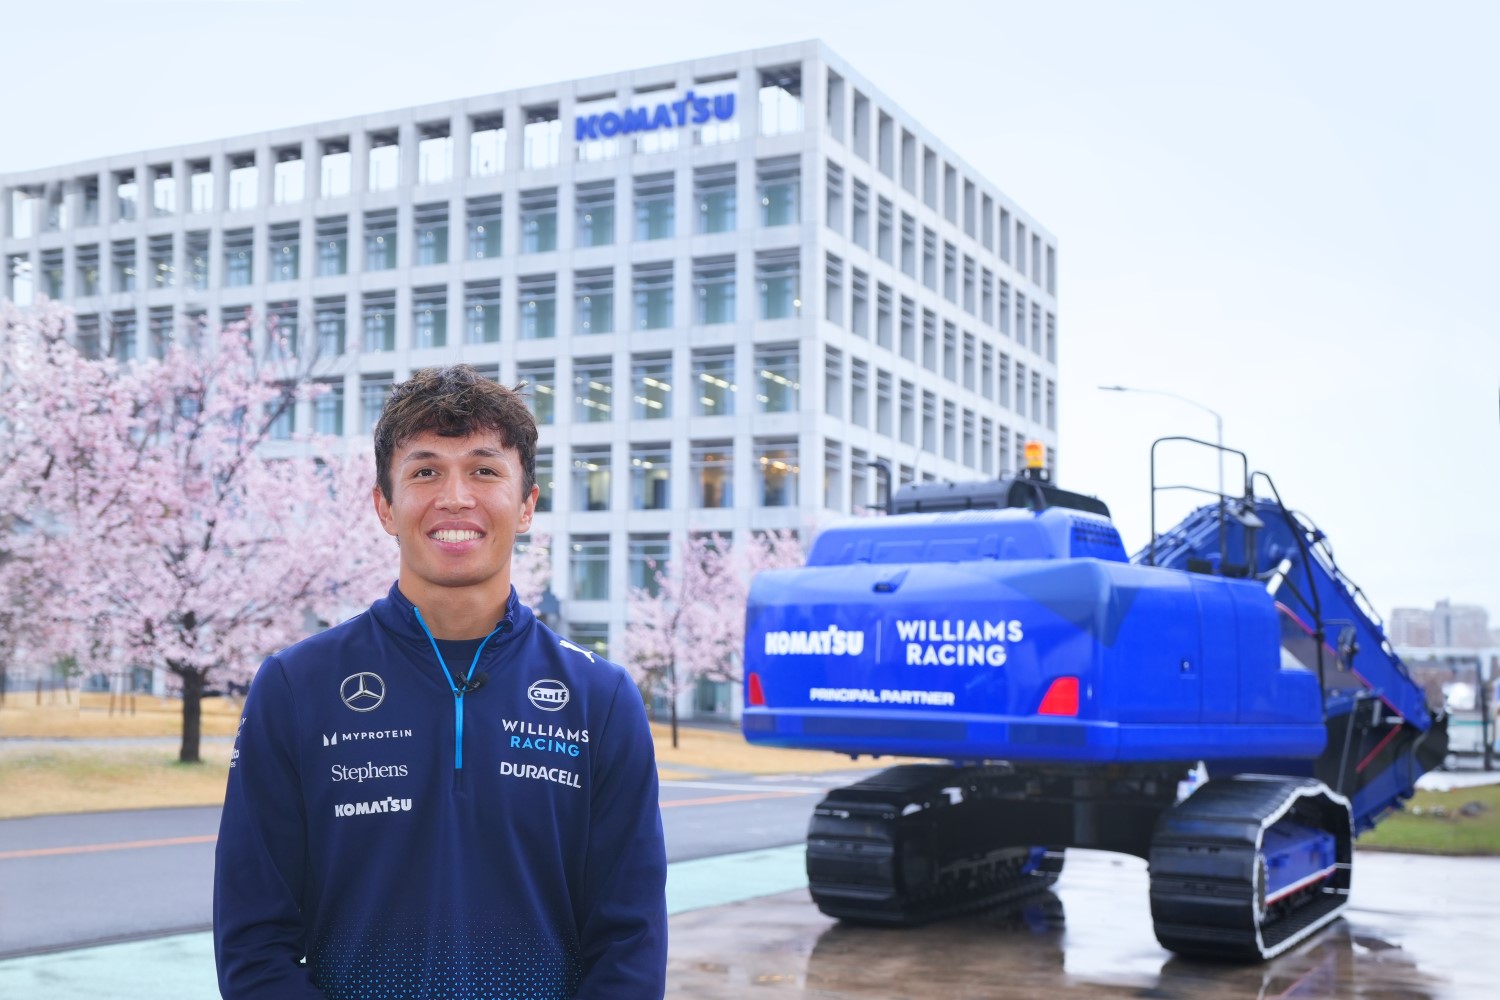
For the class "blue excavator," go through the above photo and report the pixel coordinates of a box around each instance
[741,438,1447,960]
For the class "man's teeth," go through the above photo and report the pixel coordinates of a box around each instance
[432,530,482,542]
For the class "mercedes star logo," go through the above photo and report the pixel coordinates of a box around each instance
[340,672,386,712]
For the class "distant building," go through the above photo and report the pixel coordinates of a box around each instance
[1390,600,1491,650]
[1389,607,1434,647]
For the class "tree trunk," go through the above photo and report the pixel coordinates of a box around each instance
[178,666,205,764]
[670,694,679,749]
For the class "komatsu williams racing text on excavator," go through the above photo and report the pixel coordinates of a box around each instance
[742,438,1447,961]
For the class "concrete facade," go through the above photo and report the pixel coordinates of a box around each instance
[1,41,1060,717]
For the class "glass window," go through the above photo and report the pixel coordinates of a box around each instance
[76,244,100,296]
[361,374,393,433]
[824,161,843,232]
[631,355,672,420]
[368,132,399,192]
[824,346,842,419]
[320,139,351,198]
[571,447,612,512]
[364,209,397,270]
[147,306,173,359]
[151,165,175,216]
[851,179,869,247]
[75,314,101,358]
[417,122,452,185]
[227,155,257,211]
[222,230,253,287]
[464,280,501,344]
[412,286,447,349]
[7,254,33,307]
[691,441,733,508]
[757,156,799,227]
[694,163,736,233]
[314,379,345,436]
[634,173,674,241]
[824,439,843,510]
[575,181,615,247]
[693,256,735,325]
[899,380,915,445]
[572,357,613,423]
[414,202,449,266]
[315,297,347,357]
[534,448,554,511]
[922,390,937,452]
[273,148,303,205]
[943,322,957,382]
[755,439,799,507]
[362,292,395,352]
[850,358,869,428]
[824,253,843,325]
[111,239,137,293]
[518,274,556,340]
[45,184,68,231]
[109,310,137,361]
[574,269,613,335]
[876,369,893,436]
[267,302,300,360]
[518,361,555,425]
[469,114,505,177]
[523,106,561,170]
[520,188,557,253]
[9,188,38,238]
[569,535,608,600]
[943,399,957,460]
[628,535,669,595]
[148,235,174,289]
[758,65,803,137]
[692,348,735,417]
[316,216,348,276]
[81,177,100,226]
[115,170,138,221]
[467,195,503,259]
[899,296,916,361]
[630,447,671,511]
[756,249,799,319]
[268,222,300,282]
[633,262,673,330]
[39,248,63,298]
[755,345,799,413]
[850,268,868,337]
[184,234,208,291]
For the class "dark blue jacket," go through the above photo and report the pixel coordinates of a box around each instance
[214,584,668,999]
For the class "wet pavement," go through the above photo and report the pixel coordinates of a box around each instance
[665,848,1500,999]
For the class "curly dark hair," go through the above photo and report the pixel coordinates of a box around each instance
[373,365,537,502]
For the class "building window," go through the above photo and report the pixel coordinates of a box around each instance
[962,332,976,391]
[220,230,252,287]
[634,173,674,241]
[412,286,447,349]
[875,369,893,436]
[899,296,916,361]
[569,536,608,601]
[517,361,555,425]
[633,262,673,330]
[467,195,503,259]
[943,399,957,460]
[1046,313,1057,363]
[755,345,799,413]
[757,156,799,227]
[756,249,800,319]
[850,358,869,428]
[147,306,172,359]
[102,311,133,362]
[115,169,138,221]
[573,95,621,163]
[417,122,452,185]
[184,234,208,291]
[1046,379,1057,431]
[922,227,938,290]
[963,256,976,314]
[693,256,735,325]
[523,106,561,170]
[943,322,957,382]
[148,235,174,289]
[318,138,351,198]
[572,357,613,423]
[575,181,615,247]
[851,91,869,159]
[631,355,672,420]
[534,448,553,511]
[824,346,843,420]
[268,222,300,282]
[267,382,296,441]
[692,348,735,417]
[850,268,869,337]
[693,76,740,146]
[151,165,175,216]
[824,439,843,510]
[464,280,501,344]
[877,196,893,263]
[316,216,348,276]
[81,177,100,226]
[571,447,612,511]
[921,310,937,371]
[921,390,937,453]
[469,114,505,177]
[876,283,893,349]
[111,239,137,293]
[272,147,303,205]
[691,441,733,508]
[314,379,345,436]
[8,254,35,307]
[694,163,736,233]
[851,179,869,248]
[364,209,397,270]
[825,161,843,233]
[75,314,101,358]
[315,297,347,357]
[878,111,894,176]
[899,381,915,446]
[518,274,557,340]
[824,253,843,325]
[362,292,395,352]
[414,203,449,266]
[39,248,63,298]
[629,535,669,595]
[981,269,994,325]
[574,269,613,335]
[520,188,557,253]
[851,446,870,514]
[1000,281,1012,337]
[368,131,399,191]
[630,446,671,511]
[981,343,994,400]
[44,184,67,232]
[8,188,37,238]
[267,302,299,360]
[227,155,257,211]
[756,439,799,507]
[759,65,803,137]
[999,353,1012,408]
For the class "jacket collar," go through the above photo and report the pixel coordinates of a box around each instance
[371,581,534,657]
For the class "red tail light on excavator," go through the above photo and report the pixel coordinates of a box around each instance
[1037,676,1079,717]
[747,672,766,707]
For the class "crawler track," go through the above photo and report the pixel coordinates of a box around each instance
[1149,775,1352,960]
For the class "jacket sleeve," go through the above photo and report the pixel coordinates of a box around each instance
[573,671,668,999]
[214,656,327,999]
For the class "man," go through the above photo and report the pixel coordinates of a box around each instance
[214,365,668,999]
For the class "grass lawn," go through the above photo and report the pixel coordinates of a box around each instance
[1358,783,1500,856]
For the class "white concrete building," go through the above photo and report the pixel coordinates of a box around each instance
[1,41,1060,718]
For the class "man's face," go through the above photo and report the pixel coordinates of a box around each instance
[373,430,538,597]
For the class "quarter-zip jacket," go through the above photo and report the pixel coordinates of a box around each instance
[214,584,668,1000]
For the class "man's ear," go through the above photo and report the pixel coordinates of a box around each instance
[518,484,539,534]
[373,485,399,538]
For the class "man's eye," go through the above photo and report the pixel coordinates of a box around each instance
[414,469,436,478]
[475,467,498,476]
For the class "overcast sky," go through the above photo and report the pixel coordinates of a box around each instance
[5,0,1496,623]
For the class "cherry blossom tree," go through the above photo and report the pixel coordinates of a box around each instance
[2,300,394,762]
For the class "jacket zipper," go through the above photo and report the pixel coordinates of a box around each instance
[413,607,510,772]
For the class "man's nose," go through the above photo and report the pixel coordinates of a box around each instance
[436,477,476,510]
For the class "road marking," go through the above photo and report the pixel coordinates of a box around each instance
[0,834,217,862]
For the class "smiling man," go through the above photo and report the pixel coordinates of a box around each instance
[214,365,668,1000]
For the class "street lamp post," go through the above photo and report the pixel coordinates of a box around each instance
[1099,385,1226,499]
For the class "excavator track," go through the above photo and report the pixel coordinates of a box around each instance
[1149,775,1352,961]
[807,764,1063,925]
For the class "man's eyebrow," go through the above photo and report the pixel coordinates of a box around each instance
[400,447,504,463]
